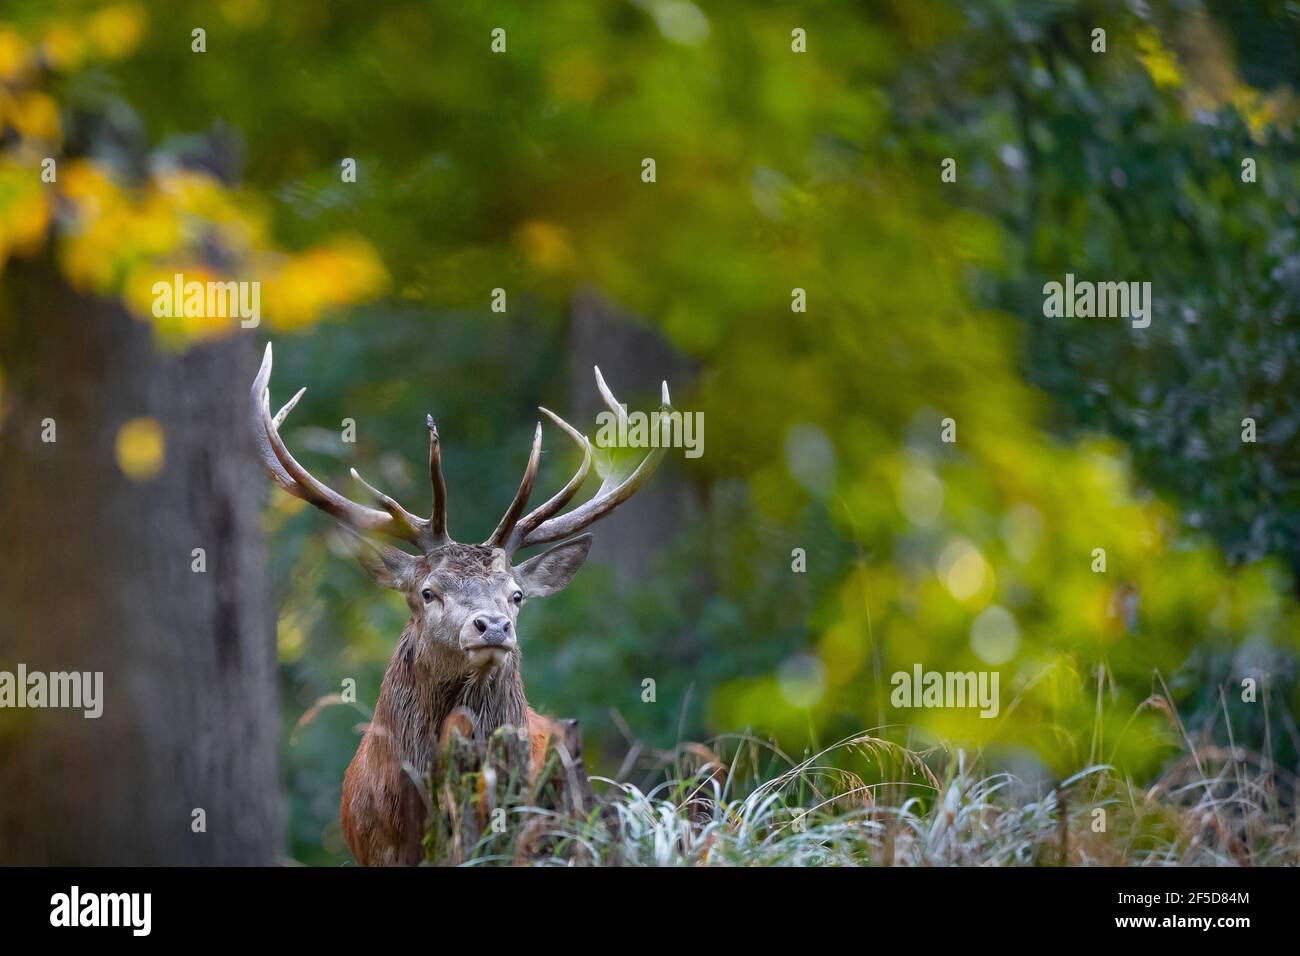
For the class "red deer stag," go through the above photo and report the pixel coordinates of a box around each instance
[251,344,670,865]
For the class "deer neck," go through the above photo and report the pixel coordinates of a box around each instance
[372,619,529,765]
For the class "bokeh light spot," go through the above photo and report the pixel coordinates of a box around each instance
[898,466,944,527]
[938,539,992,603]
[115,416,165,481]
[785,423,836,498]
[651,1,709,46]
[971,605,1020,664]
[777,654,826,709]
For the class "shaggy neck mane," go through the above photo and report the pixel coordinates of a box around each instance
[372,618,529,766]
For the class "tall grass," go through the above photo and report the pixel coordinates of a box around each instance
[461,701,1300,867]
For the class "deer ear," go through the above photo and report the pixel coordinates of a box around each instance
[515,535,593,598]
[340,530,415,590]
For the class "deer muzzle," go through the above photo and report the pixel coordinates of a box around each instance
[462,613,515,668]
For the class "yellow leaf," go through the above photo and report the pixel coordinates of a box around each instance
[516,220,576,273]
[86,4,148,60]
[10,91,61,143]
[40,22,86,73]
[0,29,32,82]
[115,417,166,482]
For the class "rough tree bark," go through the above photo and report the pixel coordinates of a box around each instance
[0,256,282,864]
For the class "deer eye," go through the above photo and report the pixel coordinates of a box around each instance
[511,590,523,606]
[421,588,435,604]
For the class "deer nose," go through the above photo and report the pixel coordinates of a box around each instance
[473,614,512,645]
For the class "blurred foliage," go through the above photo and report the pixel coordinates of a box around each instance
[0,3,387,342]
[895,0,1300,579]
[1,0,1297,866]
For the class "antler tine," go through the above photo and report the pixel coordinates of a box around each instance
[593,365,627,427]
[486,422,543,548]
[503,407,593,553]
[512,368,671,551]
[350,468,426,541]
[427,415,449,542]
[273,387,305,428]
[250,343,427,548]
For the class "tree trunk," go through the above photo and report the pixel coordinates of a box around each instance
[568,289,699,583]
[0,256,282,864]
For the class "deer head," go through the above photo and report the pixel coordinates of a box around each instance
[250,342,669,702]
[253,343,673,865]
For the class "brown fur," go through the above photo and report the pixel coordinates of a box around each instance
[339,543,569,866]
[252,351,649,866]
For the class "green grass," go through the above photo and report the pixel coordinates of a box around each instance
[458,723,1300,867]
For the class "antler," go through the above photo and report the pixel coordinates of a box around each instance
[488,367,670,554]
[253,345,666,556]
[251,343,449,551]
